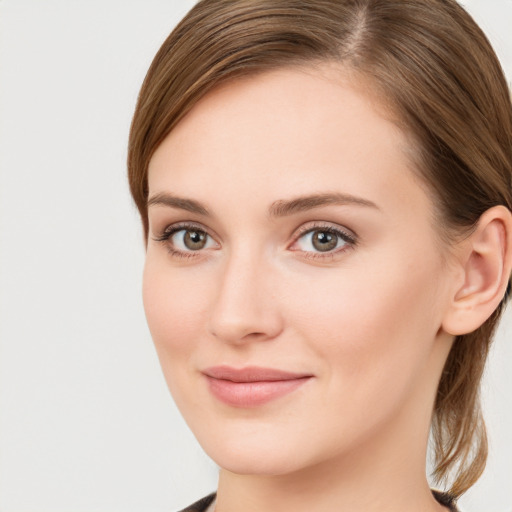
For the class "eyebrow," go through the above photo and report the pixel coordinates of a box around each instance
[146,192,378,218]
[268,192,379,217]
[147,192,210,216]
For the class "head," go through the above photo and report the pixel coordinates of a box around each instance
[128,0,512,497]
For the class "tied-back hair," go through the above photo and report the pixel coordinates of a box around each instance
[128,0,512,496]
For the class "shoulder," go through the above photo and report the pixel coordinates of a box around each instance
[178,492,216,512]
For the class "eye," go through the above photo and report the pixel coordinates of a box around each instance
[153,223,218,257]
[171,228,214,251]
[291,225,356,255]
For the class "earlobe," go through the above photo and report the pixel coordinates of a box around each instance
[442,206,512,336]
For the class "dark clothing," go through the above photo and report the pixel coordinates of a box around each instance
[180,493,216,512]
[179,490,460,511]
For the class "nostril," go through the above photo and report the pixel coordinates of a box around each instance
[207,260,284,344]
[208,310,283,345]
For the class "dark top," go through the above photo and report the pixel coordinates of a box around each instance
[179,490,460,511]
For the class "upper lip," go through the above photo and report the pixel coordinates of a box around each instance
[203,365,313,383]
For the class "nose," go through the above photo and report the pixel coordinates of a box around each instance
[207,248,283,345]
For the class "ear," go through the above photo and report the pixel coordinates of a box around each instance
[442,205,512,336]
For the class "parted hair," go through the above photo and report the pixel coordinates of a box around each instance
[128,0,512,497]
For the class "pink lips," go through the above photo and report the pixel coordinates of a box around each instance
[203,366,313,407]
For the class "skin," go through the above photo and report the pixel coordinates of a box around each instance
[143,66,463,512]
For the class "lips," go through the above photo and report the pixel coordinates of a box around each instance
[203,365,313,407]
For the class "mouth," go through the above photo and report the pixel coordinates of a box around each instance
[202,365,313,407]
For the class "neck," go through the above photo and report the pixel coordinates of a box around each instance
[214,385,448,512]
[215,440,445,512]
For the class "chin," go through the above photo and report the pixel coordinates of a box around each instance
[206,447,305,477]
[193,422,329,477]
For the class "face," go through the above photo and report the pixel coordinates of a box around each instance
[144,66,456,477]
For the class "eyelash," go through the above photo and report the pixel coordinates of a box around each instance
[152,222,357,261]
[152,222,213,260]
[291,223,357,260]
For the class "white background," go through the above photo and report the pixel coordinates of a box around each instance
[0,1,511,511]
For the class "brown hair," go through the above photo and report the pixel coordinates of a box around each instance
[128,0,512,497]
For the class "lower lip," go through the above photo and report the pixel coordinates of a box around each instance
[205,376,311,407]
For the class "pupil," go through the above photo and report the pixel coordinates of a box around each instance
[184,230,206,250]
[313,231,337,252]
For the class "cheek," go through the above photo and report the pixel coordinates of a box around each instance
[282,248,446,399]
[142,256,217,417]
[142,257,211,356]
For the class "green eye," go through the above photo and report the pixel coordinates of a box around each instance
[310,231,339,252]
[296,229,347,253]
[171,228,213,251]
[181,230,208,250]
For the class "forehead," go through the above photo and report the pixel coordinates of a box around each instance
[148,65,431,222]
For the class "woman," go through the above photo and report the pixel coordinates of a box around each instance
[128,1,512,511]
